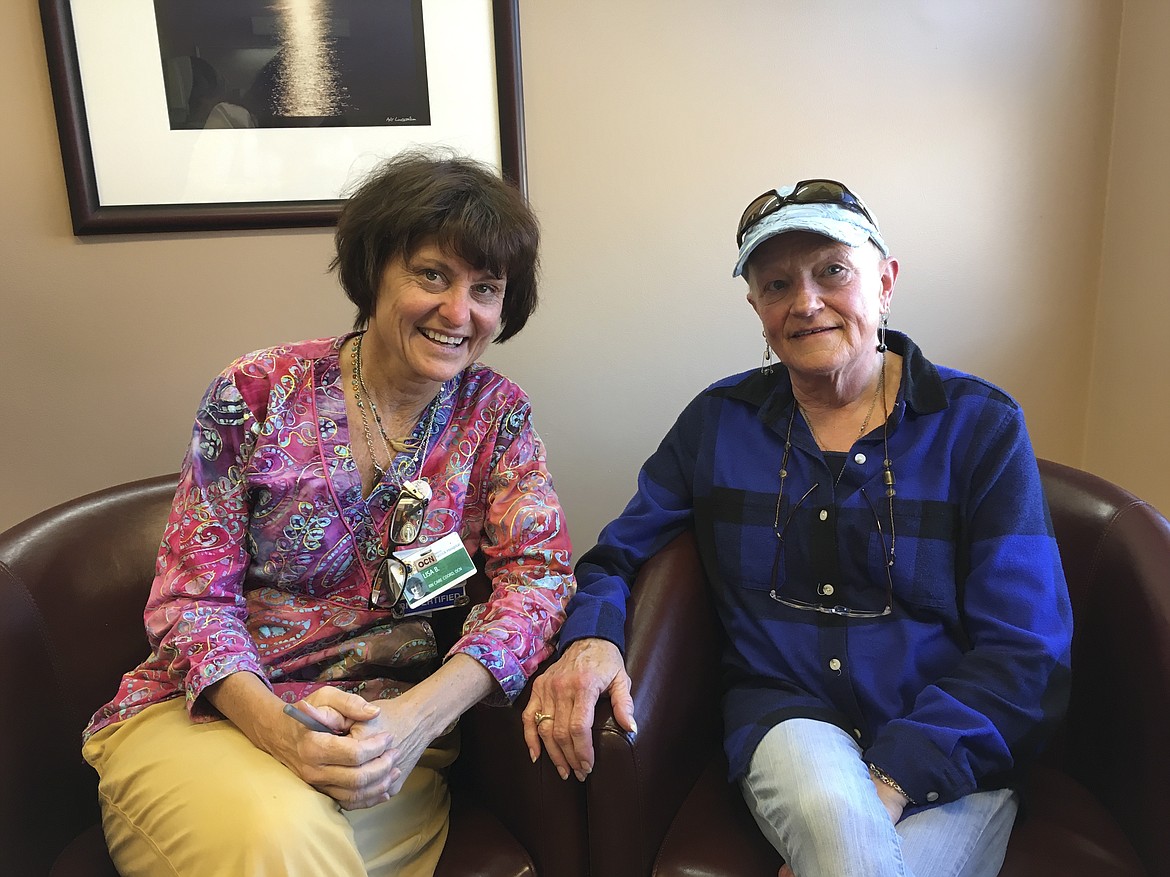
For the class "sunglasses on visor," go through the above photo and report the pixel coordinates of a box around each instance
[736,178,877,247]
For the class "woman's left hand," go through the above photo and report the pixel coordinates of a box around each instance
[347,694,435,798]
[870,775,908,825]
[349,653,496,798]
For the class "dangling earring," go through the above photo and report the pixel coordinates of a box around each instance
[761,332,774,375]
[877,311,889,353]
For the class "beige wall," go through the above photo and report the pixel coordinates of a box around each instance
[1085,0,1170,514]
[0,1,1152,549]
[496,0,1123,544]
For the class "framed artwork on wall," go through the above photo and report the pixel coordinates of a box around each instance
[39,0,526,235]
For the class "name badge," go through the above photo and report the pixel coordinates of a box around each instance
[393,532,477,608]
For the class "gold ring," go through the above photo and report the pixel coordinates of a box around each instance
[534,712,553,725]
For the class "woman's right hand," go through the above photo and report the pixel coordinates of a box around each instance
[523,637,635,781]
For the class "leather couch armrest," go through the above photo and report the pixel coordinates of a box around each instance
[456,666,589,877]
[0,475,176,877]
[1064,496,1170,874]
[586,530,725,877]
[1041,459,1170,874]
[440,568,589,877]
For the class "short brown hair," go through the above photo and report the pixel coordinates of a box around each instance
[331,150,540,342]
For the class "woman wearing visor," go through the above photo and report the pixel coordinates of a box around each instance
[82,152,574,877]
[532,180,1073,877]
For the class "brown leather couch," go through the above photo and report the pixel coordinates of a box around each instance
[585,459,1170,877]
[0,474,588,877]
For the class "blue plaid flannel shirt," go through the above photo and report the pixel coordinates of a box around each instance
[561,331,1073,811]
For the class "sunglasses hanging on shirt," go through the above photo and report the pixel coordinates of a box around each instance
[369,478,431,610]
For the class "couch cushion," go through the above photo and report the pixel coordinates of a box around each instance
[50,824,118,877]
[999,765,1146,876]
[653,759,1146,877]
[436,796,537,877]
[653,759,780,877]
[50,798,538,877]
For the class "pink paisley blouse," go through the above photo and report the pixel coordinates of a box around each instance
[84,335,575,740]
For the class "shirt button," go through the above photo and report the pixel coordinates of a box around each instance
[828,658,842,672]
[818,509,829,521]
[926,792,939,802]
[819,583,835,596]
[854,453,866,464]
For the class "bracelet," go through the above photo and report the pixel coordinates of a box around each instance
[868,763,916,804]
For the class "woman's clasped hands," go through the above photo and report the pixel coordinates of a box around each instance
[269,687,395,810]
[282,680,462,810]
[260,689,433,813]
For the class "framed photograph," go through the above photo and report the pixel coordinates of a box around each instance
[39,0,526,235]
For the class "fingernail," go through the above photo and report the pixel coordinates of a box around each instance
[574,770,588,782]
[557,766,569,781]
[630,720,639,735]
[529,749,538,763]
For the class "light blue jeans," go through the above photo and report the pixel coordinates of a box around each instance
[739,719,1017,877]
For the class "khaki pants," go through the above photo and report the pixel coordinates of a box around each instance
[82,699,455,877]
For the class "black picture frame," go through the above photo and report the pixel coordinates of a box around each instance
[39,0,527,235]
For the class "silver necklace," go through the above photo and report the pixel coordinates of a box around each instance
[781,350,898,542]
[799,360,885,484]
[776,351,897,565]
[351,334,440,484]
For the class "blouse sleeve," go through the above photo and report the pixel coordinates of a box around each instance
[144,371,267,719]
[446,398,576,702]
